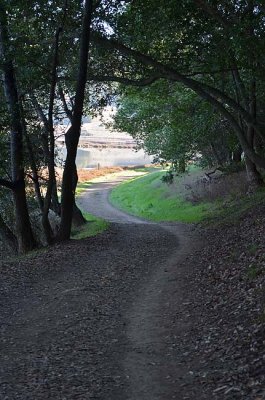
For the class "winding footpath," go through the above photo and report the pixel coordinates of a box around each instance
[78,171,201,399]
[0,171,203,400]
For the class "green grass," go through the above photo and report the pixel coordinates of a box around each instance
[75,182,92,196]
[71,212,109,239]
[110,171,212,223]
[74,180,109,239]
[133,165,163,173]
[110,169,265,224]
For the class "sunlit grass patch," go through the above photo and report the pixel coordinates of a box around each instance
[71,212,109,239]
[110,171,212,223]
[75,182,92,196]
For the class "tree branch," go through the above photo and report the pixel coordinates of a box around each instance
[88,74,161,86]
[91,32,264,133]
[31,94,50,132]
[90,32,265,168]
[58,86,73,122]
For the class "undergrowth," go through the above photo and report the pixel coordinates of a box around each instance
[205,187,265,226]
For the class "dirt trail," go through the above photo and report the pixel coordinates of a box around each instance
[123,226,200,400]
[78,171,202,399]
[77,170,150,224]
[0,171,203,399]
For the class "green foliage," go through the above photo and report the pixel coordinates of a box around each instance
[113,80,236,168]
[161,170,174,185]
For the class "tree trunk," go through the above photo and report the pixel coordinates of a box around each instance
[57,0,93,241]
[245,78,263,189]
[72,203,86,227]
[72,168,86,227]
[245,156,263,189]
[58,86,85,226]
[210,142,224,166]
[0,213,18,253]
[41,26,63,241]
[51,183,61,215]
[31,96,61,216]
[245,127,263,189]
[232,146,242,163]
[178,158,186,173]
[0,2,35,253]
[24,133,44,211]
[20,99,44,211]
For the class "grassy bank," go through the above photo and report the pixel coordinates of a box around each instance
[110,169,265,224]
[109,171,211,223]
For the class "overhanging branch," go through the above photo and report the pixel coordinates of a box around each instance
[91,32,265,137]
[88,74,161,86]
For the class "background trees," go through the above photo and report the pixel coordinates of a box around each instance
[113,81,237,171]
[89,0,265,185]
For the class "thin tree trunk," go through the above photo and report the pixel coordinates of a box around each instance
[39,27,63,243]
[178,158,186,173]
[20,99,44,211]
[232,146,242,163]
[31,96,61,215]
[51,184,61,215]
[57,0,93,241]
[210,142,224,166]
[0,2,35,253]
